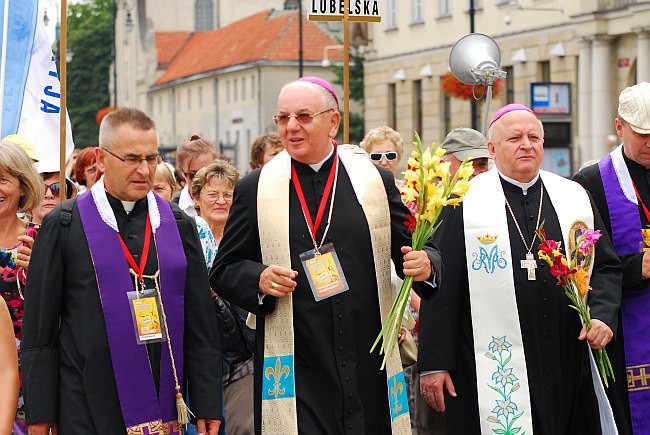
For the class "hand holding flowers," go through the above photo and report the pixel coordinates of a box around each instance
[535,222,615,387]
[371,132,474,367]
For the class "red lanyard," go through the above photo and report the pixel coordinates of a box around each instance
[632,182,650,224]
[118,215,152,284]
[291,151,338,241]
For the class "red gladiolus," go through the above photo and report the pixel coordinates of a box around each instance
[538,240,558,256]
[404,214,417,233]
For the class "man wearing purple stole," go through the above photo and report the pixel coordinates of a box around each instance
[575,82,650,435]
[20,108,223,434]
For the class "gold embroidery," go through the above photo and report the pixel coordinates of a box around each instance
[126,420,182,435]
[264,356,291,398]
[390,376,404,416]
[628,364,650,392]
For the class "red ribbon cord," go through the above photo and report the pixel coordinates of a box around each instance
[118,215,152,283]
[291,152,338,240]
[632,182,650,224]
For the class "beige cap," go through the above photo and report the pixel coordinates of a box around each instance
[618,82,650,135]
[3,134,39,162]
[442,128,489,161]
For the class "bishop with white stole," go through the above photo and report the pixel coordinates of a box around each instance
[212,77,442,435]
[417,104,623,434]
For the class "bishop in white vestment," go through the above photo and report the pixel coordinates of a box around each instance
[417,105,623,434]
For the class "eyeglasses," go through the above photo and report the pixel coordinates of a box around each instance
[369,151,399,162]
[201,191,234,202]
[273,108,334,126]
[44,181,61,198]
[105,148,162,167]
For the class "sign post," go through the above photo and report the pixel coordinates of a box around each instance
[309,0,380,144]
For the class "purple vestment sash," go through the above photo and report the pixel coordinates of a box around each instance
[599,152,650,435]
[77,191,187,433]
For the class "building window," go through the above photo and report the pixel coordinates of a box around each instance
[438,0,452,18]
[246,129,251,149]
[198,86,203,108]
[412,0,424,23]
[226,130,231,144]
[505,66,514,104]
[242,77,246,100]
[443,93,451,135]
[158,95,162,114]
[226,80,230,103]
[188,89,192,110]
[234,78,238,101]
[168,93,173,113]
[538,61,550,81]
[465,0,482,11]
[413,80,423,135]
[386,0,397,29]
[251,75,255,96]
[388,83,397,129]
[195,0,214,31]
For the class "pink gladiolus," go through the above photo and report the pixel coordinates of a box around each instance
[579,228,602,256]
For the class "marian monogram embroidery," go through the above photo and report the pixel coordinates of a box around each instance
[485,336,525,435]
[471,234,508,274]
[262,355,295,400]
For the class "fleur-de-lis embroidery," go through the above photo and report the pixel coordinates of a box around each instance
[390,376,404,416]
[264,357,291,398]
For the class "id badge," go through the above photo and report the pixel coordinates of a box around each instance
[127,289,166,345]
[299,243,349,301]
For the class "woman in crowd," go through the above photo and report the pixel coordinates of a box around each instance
[360,125,406,188]
[73,147,103,191]
[153,162,176,201]
[176,135,220,217]
[30,171,77,224]
[192,161,254,435]
[0,141,43,434]
[249,133,284,171]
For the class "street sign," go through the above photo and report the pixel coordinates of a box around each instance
[309,0,381,22]
[530,82,571,115]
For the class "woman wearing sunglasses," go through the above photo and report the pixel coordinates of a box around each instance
[30,172,78,224]
[360,126,405,188]
[0,141,43,434]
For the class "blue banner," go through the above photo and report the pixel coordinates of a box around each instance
[0,0,38,137]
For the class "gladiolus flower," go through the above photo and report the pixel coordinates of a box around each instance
[404,214,417,233]
[578,228,602,256]
[575,266,591,298]
[539,239,559,256]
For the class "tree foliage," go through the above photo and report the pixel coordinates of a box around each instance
[66,0,113,147]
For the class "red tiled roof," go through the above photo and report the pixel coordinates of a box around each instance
[155,32,191,67]
[155,10,342,86]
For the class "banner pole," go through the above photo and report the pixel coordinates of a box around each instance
[0,0,11,132]
[59,0,67,199]
[343,0,349,144]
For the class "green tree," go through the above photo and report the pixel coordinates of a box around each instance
[332,47,365,144]
[66,0,113,147]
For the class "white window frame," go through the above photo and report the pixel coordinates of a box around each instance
[438,0,452,18]
[411,0,424,23]
[385,0,397,29]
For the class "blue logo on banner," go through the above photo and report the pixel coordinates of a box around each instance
[262,355,295,400]
[387,372,409,420]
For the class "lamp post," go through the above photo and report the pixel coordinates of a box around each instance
[469,0,479,131]
[298,0,303,77]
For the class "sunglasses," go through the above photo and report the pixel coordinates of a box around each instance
[44,181,61,198]
[369,151,398,162]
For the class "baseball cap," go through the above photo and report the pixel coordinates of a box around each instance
[618,82,650,134]
[3,134,39,162]
[442,128,490,161]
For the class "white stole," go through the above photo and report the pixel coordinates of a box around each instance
[463,168,617,434]
[255,148,411,434]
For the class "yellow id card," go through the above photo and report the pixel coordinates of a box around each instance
[127,289,165,344]
[300,243,349,301]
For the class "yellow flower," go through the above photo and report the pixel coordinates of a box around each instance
[401,186,419,204]
[538,250,553,266]
[407,156,420,169]
[434,146,445,158]
[457,164,475,180]
[447,197,463,208]
[575,265,591,298]
[451,179,472,196]
[642,229,650,247]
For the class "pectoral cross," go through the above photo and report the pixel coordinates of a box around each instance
[520,253,537,281]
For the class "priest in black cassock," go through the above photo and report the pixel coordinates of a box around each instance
[574,82,650,435]
[211,77,442,435]
[20,108,222,435]
[417,104,623,435]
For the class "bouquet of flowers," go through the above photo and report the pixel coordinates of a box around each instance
[371,132,474,367]
[535,223,615,387]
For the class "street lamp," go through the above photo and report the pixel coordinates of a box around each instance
[504,0,564,25]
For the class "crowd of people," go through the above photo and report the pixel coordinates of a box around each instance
[0,77,648,435]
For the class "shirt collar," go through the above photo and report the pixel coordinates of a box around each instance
[498,170,540,195]
[308,144,335,172]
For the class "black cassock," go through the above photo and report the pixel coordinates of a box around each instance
[212,153,442,435]
[21,195,222,434]
[574,154,650,435]
[418,176,622,435]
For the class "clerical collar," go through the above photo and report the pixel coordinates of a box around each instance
[498,171,540,195]
[121,201,136,214]
[308,144,335,172]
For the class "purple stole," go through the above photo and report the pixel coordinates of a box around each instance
[77,192,186,434]
[599,151,650,435]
